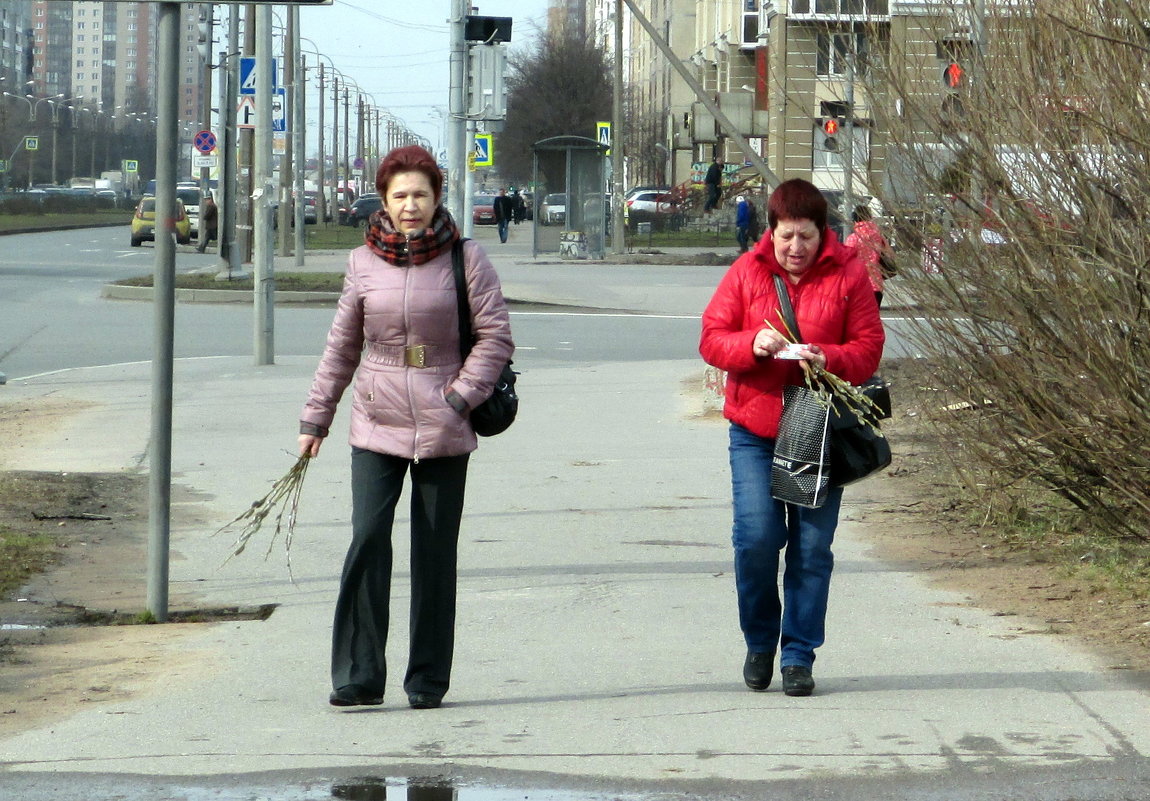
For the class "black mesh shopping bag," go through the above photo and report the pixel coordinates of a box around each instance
[770,384,831,509]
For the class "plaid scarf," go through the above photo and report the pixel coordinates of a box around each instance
[364,205,458,266]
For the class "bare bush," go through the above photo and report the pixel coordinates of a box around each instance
[873,1,1150,541]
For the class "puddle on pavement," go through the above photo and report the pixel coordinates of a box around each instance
[220,777,638,801]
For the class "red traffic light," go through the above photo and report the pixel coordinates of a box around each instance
[944,62,965,88]
[823,118,839,136]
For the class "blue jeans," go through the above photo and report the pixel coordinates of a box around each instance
[497,218,510,243]
[728,423,843,668]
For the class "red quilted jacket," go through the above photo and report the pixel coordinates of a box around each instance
[699,228,885,440]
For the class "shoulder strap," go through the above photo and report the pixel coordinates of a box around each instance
[452,237,473,359]
[772,274,802,342]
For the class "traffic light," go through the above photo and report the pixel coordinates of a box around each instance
[942,61,964,89]
[197,9,212,64]
[816,118,841,152]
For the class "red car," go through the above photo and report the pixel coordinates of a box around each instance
[473,195,496,225]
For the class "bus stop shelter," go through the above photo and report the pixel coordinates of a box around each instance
[532,135,609,259]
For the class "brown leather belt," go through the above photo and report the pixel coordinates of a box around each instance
[364,341,456,368]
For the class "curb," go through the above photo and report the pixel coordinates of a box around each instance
[100,284,338,304]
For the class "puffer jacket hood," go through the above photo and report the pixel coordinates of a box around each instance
[699,227,885,440]
[301,239,514,460]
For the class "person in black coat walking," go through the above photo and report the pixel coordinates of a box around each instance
[704,157,724,213]
[493,187,515,243]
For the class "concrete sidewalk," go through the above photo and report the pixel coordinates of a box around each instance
[0,241,1146,799]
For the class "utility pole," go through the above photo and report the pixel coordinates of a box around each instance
[217,4,242,278]
[292,7,306,265]
[198,6,214,213]
[316,61,327,224]
[842,47,855,234]
[611,0,624,254]
[278,8,295,254]
[447,0,466,224]
[237,5,255,266]
[253,4,274,365]
[147,1,182,623]
[330,73,339,220]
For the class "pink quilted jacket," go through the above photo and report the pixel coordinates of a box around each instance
[300,239,514,461]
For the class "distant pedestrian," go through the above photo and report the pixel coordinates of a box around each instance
[510,188,526,224]
[844,204,893,307]
[735,195,758,253]
[298,144,514,710]
[197,193,218,253]
[703,156,724,213]
[493,187,515,243]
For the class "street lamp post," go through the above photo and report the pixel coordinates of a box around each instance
[3,91,64,187]
[48,96,83,185]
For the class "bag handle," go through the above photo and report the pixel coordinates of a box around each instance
[772,274,803,343]
[451,237,473,360]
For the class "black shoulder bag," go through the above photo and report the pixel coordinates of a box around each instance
[772,274,892,490]
[451,238,518,437]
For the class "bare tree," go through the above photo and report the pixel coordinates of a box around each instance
[500,29,613,186]
[874,1,1150,541]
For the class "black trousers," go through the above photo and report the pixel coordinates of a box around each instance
[331,447,469,699]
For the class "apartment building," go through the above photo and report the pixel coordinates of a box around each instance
[26,2,208,125]
[1,0,31,89]
[624,0,975,205]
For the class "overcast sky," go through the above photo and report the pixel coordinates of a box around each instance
[295,0,552,155]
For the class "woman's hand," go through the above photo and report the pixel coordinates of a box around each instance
[299,434,324,458]
[797,344,827,371]
[752,327,789,358]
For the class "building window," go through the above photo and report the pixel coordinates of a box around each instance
[816,31,867,76]
[791,0,888,15]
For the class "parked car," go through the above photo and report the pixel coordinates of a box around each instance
[473,194,497,225]
[342,193,381,227]
[539,193,567,226]
[625,185,671,204]
[625,190,678,230]
[130,196,192,247]
[176,184,202,236]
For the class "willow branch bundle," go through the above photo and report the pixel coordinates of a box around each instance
[766,317,886,435]
[214,453,311,580]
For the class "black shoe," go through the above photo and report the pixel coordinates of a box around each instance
[743,651,774,691]
[407,692,442,709]
[781,665,815,697]
[329,684,383,707]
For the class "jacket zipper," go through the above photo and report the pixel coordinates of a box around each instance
[402,236,421,463]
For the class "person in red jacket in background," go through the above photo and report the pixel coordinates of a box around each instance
[699,179,884,697]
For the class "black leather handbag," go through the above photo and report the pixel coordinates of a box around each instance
[451,238,518,437]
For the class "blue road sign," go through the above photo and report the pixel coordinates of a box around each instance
[473,134,492,167]
[239,57,279,96]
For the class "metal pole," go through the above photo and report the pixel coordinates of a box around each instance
[278,9,294,254]
[147,1,182,623]
[237,5,255,266]
[316,62,326,224]
[199,5,214,220]
[219,5,243,277]
[342,86,350,196]
[611,0,624,254]
[253,4,274,365]
[842,49,855,232]
[330,73,339,221]
[447,0,466,223]
[293,9,306,266]
[463,119,474,238]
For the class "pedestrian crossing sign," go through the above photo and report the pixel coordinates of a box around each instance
[474,134,493,167]
[597,121,611,155]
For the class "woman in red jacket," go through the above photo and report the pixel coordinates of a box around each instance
[299,145,514,710]
[700,179,884,697]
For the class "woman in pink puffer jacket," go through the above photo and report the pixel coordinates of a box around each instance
[298,145,514,711]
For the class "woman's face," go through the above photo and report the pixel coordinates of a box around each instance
[772,217,822,277]
[384,170,437,235]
